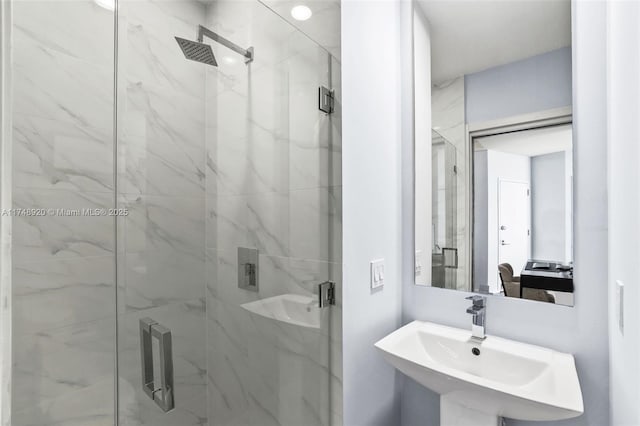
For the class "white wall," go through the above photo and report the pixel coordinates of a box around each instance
[473,149,532,293]
[531,151,567,261]
[414,6,432,287]
[486,150,530,292]
[342,1,403,424]
[607,1,640,424]
[401,1,609,425]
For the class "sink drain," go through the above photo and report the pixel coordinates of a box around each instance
[471,347,481,356]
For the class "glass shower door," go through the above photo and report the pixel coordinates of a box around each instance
[432,130,458,290]
[116,1,341,425]
[115,0,209,424]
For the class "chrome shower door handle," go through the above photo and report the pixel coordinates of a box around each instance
[152,323,174,412]
[140,318,155,399]
[139,318,175,412]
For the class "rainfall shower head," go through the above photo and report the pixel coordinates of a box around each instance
[175,36,218,66]
[175,25,254,67]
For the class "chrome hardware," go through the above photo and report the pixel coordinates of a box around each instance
[198,25,254,64]
[319,86,335,114]
[140,318,175,412]
[318,281,336,308]
[500,225,507,230]
[442,247,458,269]
[238,247,259,292]
[465,296,486,341]
[500,240,510,246]
[175,25,254,68]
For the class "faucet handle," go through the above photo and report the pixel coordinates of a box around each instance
[465,295,486,307]
[466,305,484,315]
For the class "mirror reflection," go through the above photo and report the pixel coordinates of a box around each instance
[414,0,574,306]
[473,123,573,305]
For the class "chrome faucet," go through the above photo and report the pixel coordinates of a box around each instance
[465,295,486,341]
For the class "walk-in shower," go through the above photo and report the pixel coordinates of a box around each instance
[1,0,340,425]
[175,25,254,66]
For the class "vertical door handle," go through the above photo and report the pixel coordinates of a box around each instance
[140,318,154,399]
[139,318,175,412]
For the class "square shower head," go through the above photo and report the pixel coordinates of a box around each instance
[175,36,218,66]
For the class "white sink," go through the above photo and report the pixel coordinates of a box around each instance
[241,294,321,329]
[375,321,583,424]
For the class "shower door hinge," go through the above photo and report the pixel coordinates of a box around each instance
[318,281,336,308]
[319,86,335,114]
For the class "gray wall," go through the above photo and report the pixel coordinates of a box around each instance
[465,47,572,124]
[401,2,609,426]
[532,152,566,261]
[342,1,404,425]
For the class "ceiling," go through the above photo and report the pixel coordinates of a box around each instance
[199,0,340,59]
[417,0,571,83]
[259,0,341,59]
[475,124,572,157]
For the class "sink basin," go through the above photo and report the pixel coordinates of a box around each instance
[241,294,320,329]
[375,321,583,423]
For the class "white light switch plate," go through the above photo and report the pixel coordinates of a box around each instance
[371,259,385,289]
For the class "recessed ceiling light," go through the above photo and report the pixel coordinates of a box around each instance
[291,5,312,21]
[94,0,115,11]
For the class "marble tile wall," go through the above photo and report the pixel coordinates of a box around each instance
[10,1,116,424]
[203,1,342,425]
[431,77,468,290]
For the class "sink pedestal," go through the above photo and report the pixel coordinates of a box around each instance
[441,395,501,426]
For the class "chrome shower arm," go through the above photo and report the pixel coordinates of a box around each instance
[197,25,254,63]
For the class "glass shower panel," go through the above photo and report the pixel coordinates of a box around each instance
[432,130,458,290]
[9,0,117,425]
[116,1,341,425]
[204,2,341,425]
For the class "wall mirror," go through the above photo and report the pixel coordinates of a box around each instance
[413,0,574,306]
